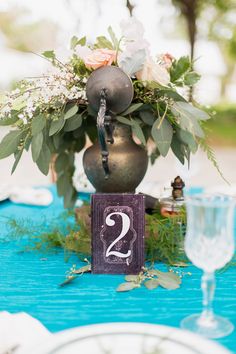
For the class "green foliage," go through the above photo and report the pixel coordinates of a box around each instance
[199,138,229,184]
[64,104,78,120]
[172,102,205,138]
[70,36,86,49]
[116,267,182,292]
[121,103,143,116]
[55,152,77,208]
[42,50,56,60]
[107,26,119,50]
[0,31,213,208]
[64,114,82,132]
[0,129,27,159]
[131,119,146,145]
[94,36,113,50]
[31,131,43,162]
[31,114,46,135]
[151,117,173,157]
[170,56,191,83]
[145,210,187,265]
[36,140,51,175]
[0,112,19,126]
[49,115,65,136]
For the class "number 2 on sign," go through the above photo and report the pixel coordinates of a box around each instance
[105,212,131,258]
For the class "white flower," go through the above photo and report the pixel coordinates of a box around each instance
[18,113,27,124]
[136,57,170,86]
[75,45,92,60]
[120,18,145,40]
[118,17,149,72]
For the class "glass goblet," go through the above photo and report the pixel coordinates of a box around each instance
[181,194,235,338]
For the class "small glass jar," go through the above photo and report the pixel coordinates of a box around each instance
[159,176,185,217]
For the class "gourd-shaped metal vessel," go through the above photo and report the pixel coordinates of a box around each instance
[83,66,148,193]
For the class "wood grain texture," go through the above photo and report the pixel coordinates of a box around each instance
[0,187,235,353]
[91,194,145,274]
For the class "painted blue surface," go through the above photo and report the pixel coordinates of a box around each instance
[0,186,235,353]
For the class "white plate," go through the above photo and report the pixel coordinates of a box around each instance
[0,185,10,202]
[18,322,232,354]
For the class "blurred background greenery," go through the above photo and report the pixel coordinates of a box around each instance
[0,0,236,147]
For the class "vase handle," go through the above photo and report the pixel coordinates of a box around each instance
[97,89,113,179]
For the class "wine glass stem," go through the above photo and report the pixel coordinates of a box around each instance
[200,271,215,322]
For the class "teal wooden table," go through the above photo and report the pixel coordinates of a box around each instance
[0,187,235,353]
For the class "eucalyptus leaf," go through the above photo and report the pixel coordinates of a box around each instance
[139,111,155,126]
[57,173,69,197]
[125,275,139,282]
[0,114,19,126]
[59,276,77,287]
[131,120,146,145]
[121,103,143,116]
[171,136,185,165]
[116,116,133,126]
[174,101,210,121]
[53,133,61,150]
[150,147,160,165]
[87,105,97,117]
[155,89,187,102]
[11,149,23,174]
[119,49,146,76]
[151,118,173,157]
[32,114,46,136]
[144,279,159,290]
[64,114,82,132]
[74,264,91,274]
[49,115,65,136]
[177,129,198,153]
[55,153,69,174]
[31,131,43,162]
[36,142,51,175]
[64,104,78,120]
[0,130,25,159]
[64,185,77,209]
[116,282,139,292]
[172,102,205,138]
[155,270,181,290]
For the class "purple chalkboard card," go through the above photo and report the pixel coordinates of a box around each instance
[91,194,145,274]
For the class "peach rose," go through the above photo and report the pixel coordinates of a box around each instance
[84,48,117,70]
[158,53,174,69]
[136,57,170,86]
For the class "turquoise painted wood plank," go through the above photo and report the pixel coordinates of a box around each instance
[0,187,235,353]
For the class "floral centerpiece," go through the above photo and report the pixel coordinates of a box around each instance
[0,19,212,207]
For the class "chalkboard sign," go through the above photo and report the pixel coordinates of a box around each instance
[91,194,145,274]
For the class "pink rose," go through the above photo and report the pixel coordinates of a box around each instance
[84,49,117,70]
[158,53,175,70]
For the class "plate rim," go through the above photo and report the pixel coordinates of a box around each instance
[18,322,232,354]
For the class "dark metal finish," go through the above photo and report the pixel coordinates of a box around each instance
[86,66,134,177]
[96,88,110,178]
[86,66,134,114]
[83,123,148,193]
[91,193,145,274]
